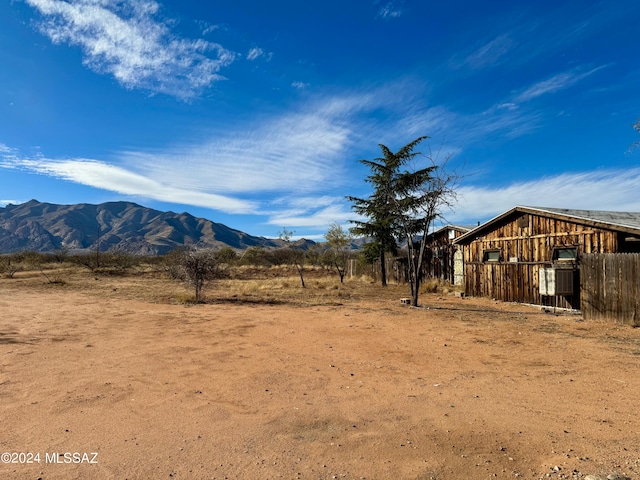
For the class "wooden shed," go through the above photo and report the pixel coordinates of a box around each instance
[423,225,470,285]
[454,206,640,310]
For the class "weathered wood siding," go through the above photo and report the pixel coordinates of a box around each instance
[425,228,466,284]
[581,253,640,325]
[463,212,619,309]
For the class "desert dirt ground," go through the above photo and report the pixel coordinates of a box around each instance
[2,269,640,480]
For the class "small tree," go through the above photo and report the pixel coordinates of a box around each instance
[320,248,335,271]
[53,245,70,263]
[178,248,228,302]
[325,223,352,283]
[306,244,323,268]
[279,228,306,288]
[265,247,291,266]
[216,246,239,265]
[94,224,102,269]
[0,254,19,278]
[358,241,382,266]
[239,246,268,266]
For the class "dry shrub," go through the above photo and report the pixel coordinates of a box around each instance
[308,278,343,290]
[421,279,440,293]
[46,275,66,285]
[419,278,462,295]
[174,290,196,304]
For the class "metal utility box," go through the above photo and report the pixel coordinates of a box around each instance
[539,268,575,296]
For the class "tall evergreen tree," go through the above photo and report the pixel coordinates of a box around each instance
[346,137,415,286]
[349,136,458,305]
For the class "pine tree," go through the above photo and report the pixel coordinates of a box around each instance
[350,136,458,306]
[346,139,410,286]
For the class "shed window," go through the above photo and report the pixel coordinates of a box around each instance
[552,247,578,261]
[483,249,501,262]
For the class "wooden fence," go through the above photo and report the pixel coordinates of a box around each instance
[462,261,580,310]
[580,253,640,326]
[348,257,410,284]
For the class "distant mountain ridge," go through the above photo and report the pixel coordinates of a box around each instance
[0,200,283,255]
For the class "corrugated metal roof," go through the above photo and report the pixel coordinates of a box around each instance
[527,206,640,230]
[454,206,640,244]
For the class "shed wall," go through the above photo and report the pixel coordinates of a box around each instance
[425,228,466,284]
[462,213,619,309]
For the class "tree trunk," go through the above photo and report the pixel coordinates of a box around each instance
[380,250,387,287]
[334,262,345,284]
[410,222,431,307]
[406,242,418,306]
[294,262,306,288]
[412,267,420,307]
[410,265,418,306]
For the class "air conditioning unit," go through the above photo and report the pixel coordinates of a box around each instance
[539,268,574,296]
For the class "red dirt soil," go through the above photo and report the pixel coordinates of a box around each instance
[2,279,640,480]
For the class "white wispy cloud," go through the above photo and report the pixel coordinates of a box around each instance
[497,103,519,111]
[377,1,403,19]
[0,143,17,155]
[268,205,351,228]
[25,0,236,98]
[428,64,606,142]
[122,93,379,196]
[246,47,263,61]
[392,106,455,139]
[0,157,256,214]
[0,200,20,207]
[284,169,640,233]
[454,34,515,70]
[447,2,625,79]
[514,66,606,103]
[0,91,373,217]
[291,81,309,89]
[266,196,353,229]
[201,23,221,36]
[392,100,539,151]
[452,169,640,224]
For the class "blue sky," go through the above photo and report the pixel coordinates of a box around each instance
[1,0,639,240]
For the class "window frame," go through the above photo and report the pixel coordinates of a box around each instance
[483,249,502,263]
[551,246,578,262]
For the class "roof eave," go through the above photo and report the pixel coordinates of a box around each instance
[453,206,640,245]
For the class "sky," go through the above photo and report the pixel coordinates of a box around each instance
[1,0,639,241]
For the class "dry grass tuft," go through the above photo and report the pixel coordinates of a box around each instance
[420,278,463,295]
[174,291,197,304]
[421,278,441,293]
[210,275,357,306]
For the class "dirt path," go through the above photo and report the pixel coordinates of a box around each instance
[1,281,640,479]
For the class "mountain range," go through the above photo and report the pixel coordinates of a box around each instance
[0,200,287,255]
